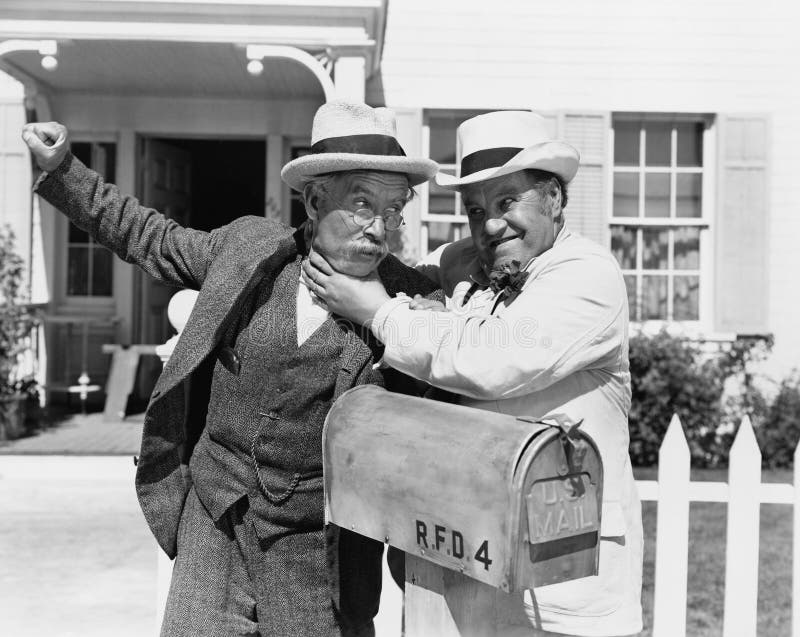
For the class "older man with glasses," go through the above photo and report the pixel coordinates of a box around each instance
[22,101,441,637]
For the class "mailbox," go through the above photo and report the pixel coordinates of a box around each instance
[323,385,603,593]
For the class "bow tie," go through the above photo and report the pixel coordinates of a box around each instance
[488,260,530,297]
[461,260,530,307]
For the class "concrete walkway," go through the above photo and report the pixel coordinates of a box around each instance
[0,413,404,637]
[0,414,154,635]
[0,455,158,637]
[0,412,144,456]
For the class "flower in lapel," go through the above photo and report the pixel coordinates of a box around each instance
[488,260,529,302]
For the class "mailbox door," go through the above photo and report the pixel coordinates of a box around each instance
[510,429,603,590]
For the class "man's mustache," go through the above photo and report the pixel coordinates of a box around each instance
[347,238,387,257]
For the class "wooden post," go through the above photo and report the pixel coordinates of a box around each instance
[374,552,403,637]
[405,554,496,637]
[722,416,761,637]
[652,414,690,637]
[404,555,530,637]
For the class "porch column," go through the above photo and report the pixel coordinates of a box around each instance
[334,56,366,102]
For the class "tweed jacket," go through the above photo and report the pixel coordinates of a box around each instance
[34,153,439,558]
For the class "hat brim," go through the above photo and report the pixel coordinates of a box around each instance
[435,141,580,190]
[281,153,439,192]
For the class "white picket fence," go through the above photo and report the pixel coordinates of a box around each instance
[642,414,798,637]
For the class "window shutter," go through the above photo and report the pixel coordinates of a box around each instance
[557,112,610,247]
[714,114,770,335]
[391,107,424,264]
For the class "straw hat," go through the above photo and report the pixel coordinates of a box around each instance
[281,101,438,192]
[436,111,580,190]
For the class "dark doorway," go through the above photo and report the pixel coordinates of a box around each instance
[129,137,267,411]
[151,138,266,231]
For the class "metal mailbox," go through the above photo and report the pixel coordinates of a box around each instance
[323,385,603,593]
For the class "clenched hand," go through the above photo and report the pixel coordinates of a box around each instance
[21,122,69,172]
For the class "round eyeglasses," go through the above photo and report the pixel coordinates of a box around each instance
[347,208,405,232]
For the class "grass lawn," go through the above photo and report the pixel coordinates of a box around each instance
[634,467,794,636]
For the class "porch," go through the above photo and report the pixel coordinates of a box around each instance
[0,1,393,407]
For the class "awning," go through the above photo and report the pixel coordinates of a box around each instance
[0,0,387,104]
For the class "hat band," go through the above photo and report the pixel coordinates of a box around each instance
[311,134,406,157]
[461,147,522,177]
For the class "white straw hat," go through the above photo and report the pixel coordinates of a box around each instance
[436,111,580,190]
[281,101,439,192]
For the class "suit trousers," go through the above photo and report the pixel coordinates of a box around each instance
[161,486,365,637]
[161,487,258,636]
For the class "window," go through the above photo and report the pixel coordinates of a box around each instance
[421,111,489,255]
[67,142,116,297]
[610,116,711,322]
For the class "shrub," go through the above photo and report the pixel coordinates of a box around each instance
[628,330,727,467]
[629,331,725,466]
[757,375,800,469]
[715,335,773,463]
[628,331,778,468]
[0,225,39,398]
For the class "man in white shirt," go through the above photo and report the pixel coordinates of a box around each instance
[303,110,644,636]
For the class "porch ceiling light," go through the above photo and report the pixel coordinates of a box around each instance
[41,55,58,71]
[246,59,264,76]
[39,40,58,71]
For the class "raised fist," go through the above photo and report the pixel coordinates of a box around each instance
[21,122,69,172]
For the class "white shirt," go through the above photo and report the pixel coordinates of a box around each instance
[371,227,643,637]
[297,270,330,346]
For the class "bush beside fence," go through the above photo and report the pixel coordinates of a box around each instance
[628,330,800,469]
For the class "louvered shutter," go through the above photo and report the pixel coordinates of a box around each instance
[714,115,770,335]
[557,112,610,247]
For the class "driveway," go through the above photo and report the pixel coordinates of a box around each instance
[0,456,157,637]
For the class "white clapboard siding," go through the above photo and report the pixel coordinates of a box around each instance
[652,414,690,637]
[376,0,796,112]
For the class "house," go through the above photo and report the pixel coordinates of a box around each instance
[0,0,797,403]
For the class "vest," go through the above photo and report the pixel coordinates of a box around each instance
[190,256,349,531]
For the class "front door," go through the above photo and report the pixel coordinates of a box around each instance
[136,138,193,346]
